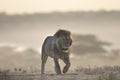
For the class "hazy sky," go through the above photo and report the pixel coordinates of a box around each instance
[0,0,120,14]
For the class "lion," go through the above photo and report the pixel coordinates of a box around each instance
[41,29,72,74]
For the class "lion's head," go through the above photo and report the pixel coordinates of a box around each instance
[54,29,72,53]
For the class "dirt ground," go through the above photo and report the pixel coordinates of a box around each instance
[0,73,99,80]
[1,66,120,80]
[1,72,120,80]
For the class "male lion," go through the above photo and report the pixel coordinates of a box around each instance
[41,29,72,74]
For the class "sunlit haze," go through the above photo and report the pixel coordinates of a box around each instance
[0,0,120,14]
[1,0,120,74]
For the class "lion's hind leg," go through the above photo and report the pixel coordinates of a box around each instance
[41,52,48,74]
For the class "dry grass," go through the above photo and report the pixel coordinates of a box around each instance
[0,66,120,80]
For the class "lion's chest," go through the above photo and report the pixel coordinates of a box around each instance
[53,50,69,59]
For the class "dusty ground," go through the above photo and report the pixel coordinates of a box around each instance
[1,72,120,80]
[1,66,120,80]
[0,73,99,80]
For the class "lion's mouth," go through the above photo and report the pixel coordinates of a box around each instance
[62,47,69,52]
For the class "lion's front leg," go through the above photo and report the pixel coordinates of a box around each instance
[62,57,71,73]
[53,58,61,74]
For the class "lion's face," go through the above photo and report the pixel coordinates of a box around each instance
[55,30,72,53]
[59,35,72,53]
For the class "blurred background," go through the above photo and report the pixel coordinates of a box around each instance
[0,0,120,72]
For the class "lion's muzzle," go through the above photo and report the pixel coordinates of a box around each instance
[62,47,69,53]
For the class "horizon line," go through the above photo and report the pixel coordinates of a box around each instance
[0,10,120,15]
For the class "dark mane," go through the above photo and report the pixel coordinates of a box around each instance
[54,29,71,37]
